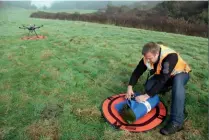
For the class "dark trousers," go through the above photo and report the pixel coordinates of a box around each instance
[145,73,190,125]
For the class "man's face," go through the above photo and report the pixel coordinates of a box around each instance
[144,52,159,63]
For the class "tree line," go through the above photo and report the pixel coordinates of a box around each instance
[30,1,208,37]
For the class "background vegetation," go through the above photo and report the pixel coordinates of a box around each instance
[0,3,208,140]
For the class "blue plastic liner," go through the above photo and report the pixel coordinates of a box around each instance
[115,92,160,120]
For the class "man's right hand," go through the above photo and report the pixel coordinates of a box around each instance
[125,85,134,100]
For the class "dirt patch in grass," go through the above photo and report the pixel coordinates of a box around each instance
[26,119,59,140]
[72,106,101,121]
[41,103,63,119]
[69,92,89,104]
[184,120,201,135]
[0,94,11,103]
[0,68,8,73]
[1,82,11,90]
[21,35,47,40]
[7,53,15,61]
[41,49,53,60]
[20,91,32,102]
[0,94,12,114]
[69,92,101,121]
[69,36,89,45]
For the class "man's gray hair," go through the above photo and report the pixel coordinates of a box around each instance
[142,42,160,55]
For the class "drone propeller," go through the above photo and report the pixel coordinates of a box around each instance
[35,25,44,29]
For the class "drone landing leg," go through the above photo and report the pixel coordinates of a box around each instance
[34,30,39,38]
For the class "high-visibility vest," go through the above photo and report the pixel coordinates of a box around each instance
[143,45,191,76]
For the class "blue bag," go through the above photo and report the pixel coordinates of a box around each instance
[115,92,160,123]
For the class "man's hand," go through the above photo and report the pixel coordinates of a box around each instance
[126,85,134,100]
[135,94,150,102]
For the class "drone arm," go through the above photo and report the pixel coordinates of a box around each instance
[19,27,28,29]
[34,26,42,29]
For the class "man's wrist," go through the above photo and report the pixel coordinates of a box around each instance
[145,93,150,97]
[128,85,133,89]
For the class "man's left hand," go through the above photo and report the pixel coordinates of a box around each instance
[135,94,150,102]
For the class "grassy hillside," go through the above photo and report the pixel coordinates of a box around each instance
[0,7,208,140]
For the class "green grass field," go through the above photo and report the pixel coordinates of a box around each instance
[0,7,208,140]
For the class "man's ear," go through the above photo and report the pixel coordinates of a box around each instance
[154,52,159,57]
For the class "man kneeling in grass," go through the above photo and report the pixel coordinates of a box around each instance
[126,42,191,135]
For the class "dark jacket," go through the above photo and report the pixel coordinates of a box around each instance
[128,49,178,97]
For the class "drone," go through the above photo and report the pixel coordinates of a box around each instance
[19,24,43,37]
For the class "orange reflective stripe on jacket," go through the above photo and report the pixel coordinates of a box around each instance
[143,45,191,76]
